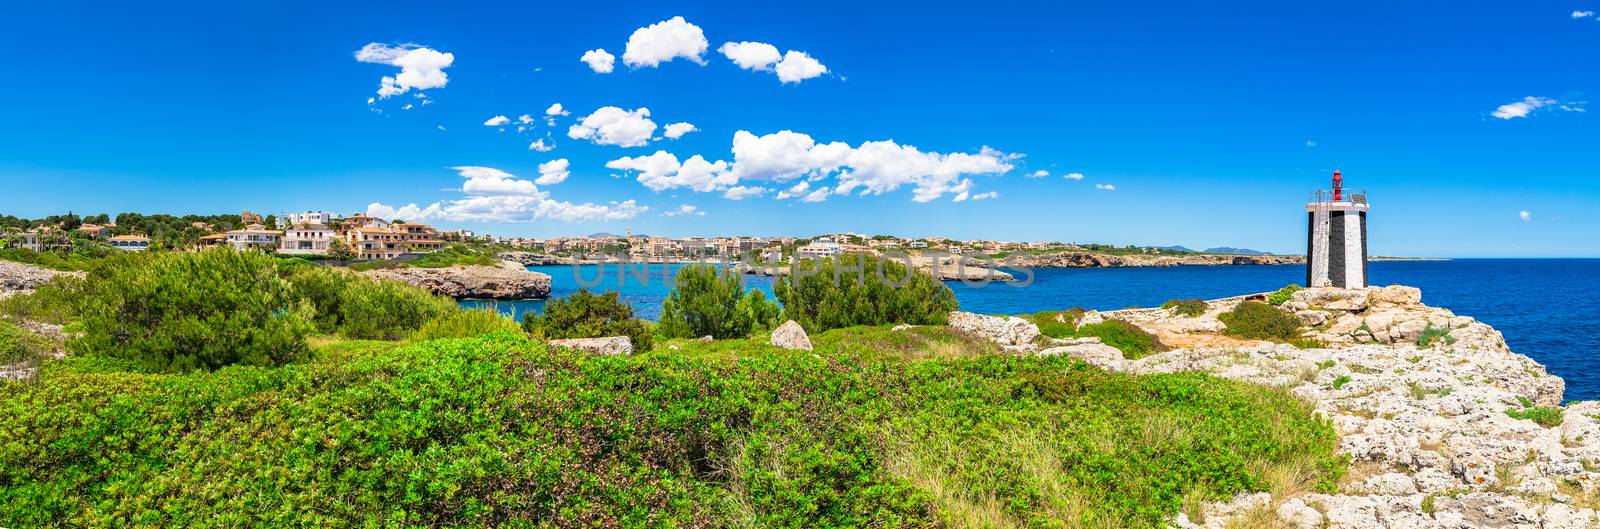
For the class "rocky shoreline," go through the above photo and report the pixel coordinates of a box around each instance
[949,285,1600,528]
[999,251,1304,268]
[361,262,552,300]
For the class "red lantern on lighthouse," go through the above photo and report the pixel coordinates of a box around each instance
[1332,169,1344,201]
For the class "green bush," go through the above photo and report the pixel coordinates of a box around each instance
[1162,298,1208,317]
[522,290,653,351]
[411,308,522,341]
[1026,308,1086,339]
[0,248,101,271]
[1416,325,1456,348]
[1267,284,1303,306]
[0,331,1344,528]
[1219,301,1303,341]
[285,266,456,339]
[658,265,781,339]
[774,253,958,332]
[1507,405,1563,428]
[1075,319,1167,359]
[68,249,313,372]
[0,320,50,367]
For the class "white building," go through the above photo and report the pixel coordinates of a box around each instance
[17,231,42,252]
[1305,170,1369,288]
[796,238,842,259]
[224,224,282,250]
[108,235,151,251]
[279,224,338,255]
[279,211,335,228]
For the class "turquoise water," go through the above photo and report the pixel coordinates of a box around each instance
[463,259,1600,401]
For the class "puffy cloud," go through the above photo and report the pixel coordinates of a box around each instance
[1520,210,1532,222]
[723,130,1013,202]
[622,16,708,68]
[545,103,570,116]
[1490,96,1584,120]
[517,114,535,125]
[801,186,830,202]
[663,122,698,139]
[718,41,782,70]
[1029,170,1049,178]
[580,48,616,73]
[721,186,768,200]
[663,204,705,217]
[718,41,829,83]
[484,115,510,127]
[774,51,828,83]
[970,191,999,201]
[1095,183,1116,191]
[1574,10,1594,18]
[535,158,570,185]
[606,150,737,192]
[568,106,657,147]
[1063,172,1085,181]
[775,181,811,200]
[527,139,554,152]
[367,165,646,223]
[355,43,454,100]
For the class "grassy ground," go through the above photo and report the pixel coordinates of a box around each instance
[0,325,1342,528]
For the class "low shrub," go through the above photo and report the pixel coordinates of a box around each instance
[411,308,521,341]
[1416,325,1456,348]
[0,320,50,367]
[1267,284,1303,306]
[286,266,456,339]
[1074,319,1167,359]
[1162,298,1208,317]
[1219,301,1303,341]
[774,253,958,332]
[69,249,313,372]
[1026,308,1086,339]
[0,276,86,325]
[0,248,100,271]
[1507,405,1563,428]
[658,265,782,339]
[522,290,652,351]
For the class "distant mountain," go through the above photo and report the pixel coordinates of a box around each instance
[1203,247,1275,256]
[1156,245,1196,252]
[587,232,619,238]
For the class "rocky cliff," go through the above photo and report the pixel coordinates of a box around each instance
[362,262,552,300]
[951,286,1600,528]
[1001,251,1302,268]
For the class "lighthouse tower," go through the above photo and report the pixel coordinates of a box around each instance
[1305,170,1369,288]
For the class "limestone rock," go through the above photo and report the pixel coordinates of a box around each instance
[1038,343,1127,371]
[547,336,632,356]
[770,320,812,351]
[362,265,552,300]
[0,260,82,293]
[948,311,1040,348]
[1368,285,1422,308]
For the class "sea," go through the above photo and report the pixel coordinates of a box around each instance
[461,259,1600,402]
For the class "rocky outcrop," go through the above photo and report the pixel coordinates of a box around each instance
[496,252,568,266]
[1030,285,1598,528]
[0,260,82,296]
[770,320,812,351]
[1000,251,1302,269]
[547,336,632,356]
[361,264,551,300]
[948,311,1040,349]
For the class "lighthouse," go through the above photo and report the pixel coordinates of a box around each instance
[1305,170,1369,288]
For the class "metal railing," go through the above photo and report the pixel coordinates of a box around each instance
[1307,189,1369,204]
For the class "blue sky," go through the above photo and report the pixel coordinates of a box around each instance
[1,0,1597,257]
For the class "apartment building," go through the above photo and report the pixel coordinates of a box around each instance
[108,235,151,251]
[223,224,282,250]
[279,224,338,255]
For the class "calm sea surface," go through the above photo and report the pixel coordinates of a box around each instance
[462,259,1600,401]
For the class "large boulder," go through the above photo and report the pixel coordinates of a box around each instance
[770,320,812,351]
[948,311,1040,348]
[1292,287,1370,312]
[548,336,632,356]
[362,264,552,300]
[1367,285,1422,308]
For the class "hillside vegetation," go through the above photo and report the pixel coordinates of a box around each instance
[0,249,1344,528]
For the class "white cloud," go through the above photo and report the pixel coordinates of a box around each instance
[366,165,646,223]
[622,16,708,68]
[663,204,705,217]
[545,103,570,116]
[721,130,1013,202]
[355,43,454,100]
[1574,10,1594,18]
[1491,96,1584,120]
[718,41,782,70]
[1063,172,1085,181]
[801,186,831,202]
[527,139,554,152]
[775,181,811,200]
[1520,210,1532,222]
[774,51,828,83]
[568,106,657,147]
[970,191,999,201]
[517,114,535,125]
[484,115,510,127]
[1095,183,1116,191]
[580,48,616,73]
[721,185,768,200]
[1029,170,1049,178]
[606,151,738,192]
[663,122,698,139]
[535,158,571,185]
